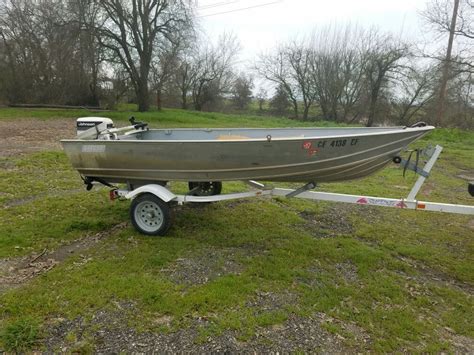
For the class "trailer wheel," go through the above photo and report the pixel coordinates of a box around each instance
[130,193,171,236]
[188,181,222,196]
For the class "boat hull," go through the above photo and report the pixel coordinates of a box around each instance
[61,126,433,184]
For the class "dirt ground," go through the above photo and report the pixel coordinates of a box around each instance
[0,118,76,157]
[0,223,127,294]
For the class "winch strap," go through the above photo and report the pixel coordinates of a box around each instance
[402,150,429,178]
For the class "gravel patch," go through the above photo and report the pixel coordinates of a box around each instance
[439,328,474,353]
[299,204,354,237]
[44,307,370,353]
[335,261,359,283]
[246,290,299,314]
[396,255,474,295]
[162,247,252,285]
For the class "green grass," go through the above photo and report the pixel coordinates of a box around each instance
[0,105,337,128]
[0,107,473,352]
[1,317,40,352]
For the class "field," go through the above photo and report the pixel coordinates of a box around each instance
[0,107,473,352]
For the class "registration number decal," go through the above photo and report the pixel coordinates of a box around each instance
[301,138,359,156]
[82,145,106,153]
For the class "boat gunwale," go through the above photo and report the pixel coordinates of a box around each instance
[60,126,434,144]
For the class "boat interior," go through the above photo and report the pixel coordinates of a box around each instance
[121,127,410,141]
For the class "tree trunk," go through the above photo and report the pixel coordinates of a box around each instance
[291,99,298,118]
[367,92,377,127]
[320,103,328,120]
[367,78,382,127]
[366,109,375,127]
[137,80,149,112]
[302,105,310,120]
[181,90,187,109]
[156,87,162,111]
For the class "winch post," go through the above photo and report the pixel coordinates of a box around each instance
[406,145,443,201]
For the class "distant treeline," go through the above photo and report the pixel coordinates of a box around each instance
[0,0,472,128]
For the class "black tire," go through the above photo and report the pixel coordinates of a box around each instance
[188,181,222,196]
[130,193,171,236]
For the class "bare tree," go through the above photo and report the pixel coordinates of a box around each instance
[422,0,474,42]
[256,47,300,118]
[0,0,104,105]
[175,55,197,109]
[390,64,436,125]
[150,37,185,110]
[285,41,316,120]
[306,25,369,123]
[257,25,378,123]
[189,33,240,111]
[421,0,473,125]
[361,31,409,126]
[96,0,192,112]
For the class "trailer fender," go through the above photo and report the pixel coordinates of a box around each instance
[125,184,177,203]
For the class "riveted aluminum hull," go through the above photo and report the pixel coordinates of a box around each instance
[61,126,434,184]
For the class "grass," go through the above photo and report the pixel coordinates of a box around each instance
[0,105,334,128]
[1,318,40,351]
[0,107,473,352]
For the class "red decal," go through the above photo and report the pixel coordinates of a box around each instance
[308,148,319,156]
[357,198,368,205]
[302,141,312,150]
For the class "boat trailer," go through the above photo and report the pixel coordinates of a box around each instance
[106,145,474,235]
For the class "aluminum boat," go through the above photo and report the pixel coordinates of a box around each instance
[61,118,434,187]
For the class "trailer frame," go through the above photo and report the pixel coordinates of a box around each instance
[109,145,474,235]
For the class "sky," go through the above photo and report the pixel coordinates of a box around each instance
[196,0,432,65]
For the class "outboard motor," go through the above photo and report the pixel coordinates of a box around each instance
[469,182,474,197]
[76,117,114,139]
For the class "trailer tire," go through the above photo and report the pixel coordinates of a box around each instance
[130,193,171,236]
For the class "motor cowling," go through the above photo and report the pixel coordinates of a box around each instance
[76,117,114,139]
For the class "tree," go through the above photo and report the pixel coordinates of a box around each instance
[421,0,473,125]
[256,87,267,111]
[361,31,409,126]
[390,64,436,125]
[231,73,253,110]
[189,33,240,111]
[96,0,192,112]
[285,41,316,120]
[150,38,184,110]
[309,25,368,123]
[175,51,198,109]
[256,47,300,118]
[0,0,104,105]
[270,84,290,116]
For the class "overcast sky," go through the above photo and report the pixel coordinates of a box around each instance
[196,0,431,63]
